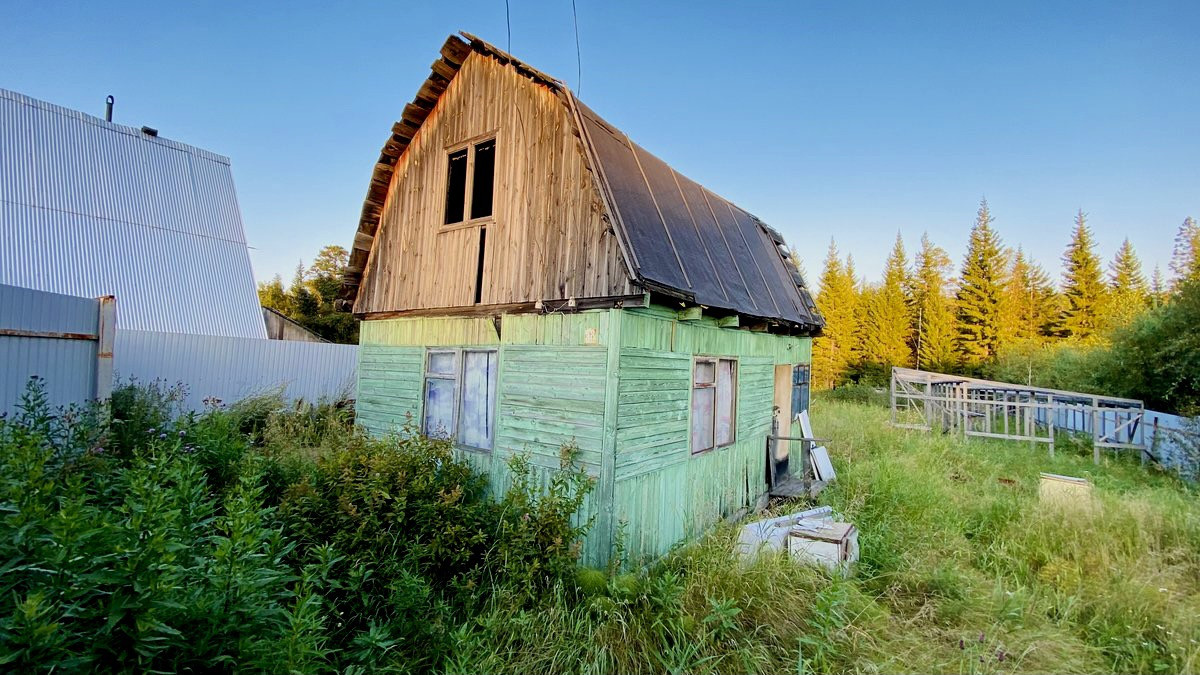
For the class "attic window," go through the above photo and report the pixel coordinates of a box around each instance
[471,139,495,219]
[444,149,468,224]
[443,138,496,225]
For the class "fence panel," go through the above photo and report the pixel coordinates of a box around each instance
[1145,411,1199,480]
[114,330,357,411]
[0,284,112,415]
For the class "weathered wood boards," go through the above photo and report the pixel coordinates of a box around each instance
[353,48,631,314]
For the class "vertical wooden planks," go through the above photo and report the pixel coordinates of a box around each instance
[357,51,631,315]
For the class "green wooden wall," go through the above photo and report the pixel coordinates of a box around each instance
[356,306,812,566]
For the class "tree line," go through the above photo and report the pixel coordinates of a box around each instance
[812,199,1200,412]
[258,245,359,344]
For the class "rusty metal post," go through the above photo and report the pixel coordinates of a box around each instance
[95,295,116,402]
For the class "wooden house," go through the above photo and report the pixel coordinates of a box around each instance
[341,33,824,565]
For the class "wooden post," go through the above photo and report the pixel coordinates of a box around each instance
[924,381,932,431]
[1047,395,1056,458]
[95,295,116,402]
[889,368,897,427]
[1025,397,1034,448]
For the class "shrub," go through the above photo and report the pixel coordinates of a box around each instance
[108,378,189,457]
[0,379,324,673]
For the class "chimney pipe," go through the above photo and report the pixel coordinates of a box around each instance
[104,95,114,122]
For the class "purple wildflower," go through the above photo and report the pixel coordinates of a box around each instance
[158,433,167,440]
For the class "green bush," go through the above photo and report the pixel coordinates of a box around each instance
[0,379,596,673]
[0,380,324,673]
[819,382,890,407]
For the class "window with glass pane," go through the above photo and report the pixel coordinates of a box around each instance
[692,357,737,454]
[716,359,736,445]
[791,364,811,418]
[423,351,458,438]
[421,348,499,452]
[470,139,495,219]
[459,351,498,450]
[444,149,468,224]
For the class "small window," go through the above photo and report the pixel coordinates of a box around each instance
[791,364,811,419]
[692,357,737,453]
[423,350,458,438]
[444,149,468,225]
[443,139,496,225]
[422,348,499,451]
[470,139,495,219]
[459,350,498,449]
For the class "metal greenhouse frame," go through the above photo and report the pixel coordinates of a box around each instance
[889,367,1147,463]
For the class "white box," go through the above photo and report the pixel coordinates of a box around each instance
[787,522,858,573]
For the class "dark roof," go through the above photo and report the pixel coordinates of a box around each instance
[575,101,821,329]
[342,33,823,333]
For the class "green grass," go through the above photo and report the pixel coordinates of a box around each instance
[6,380,1197,673]
[450,397,1200,674]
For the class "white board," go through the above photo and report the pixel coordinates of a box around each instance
[798,410,814,438]
[811,446,836,482]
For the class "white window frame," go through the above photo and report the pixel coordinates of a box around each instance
[421,347,498,452]
[691,356,738,454]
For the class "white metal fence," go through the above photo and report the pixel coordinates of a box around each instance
[1,284,114,415]
[2,283,357,417]
[115,330,357,412]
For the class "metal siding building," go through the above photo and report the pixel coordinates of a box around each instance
[0,88,266,339]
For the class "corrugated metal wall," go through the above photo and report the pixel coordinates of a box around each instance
[0,284,101,415]
[0,88,266,339]
[1146,411,1197,480]
[1034,404,1197,480]
[115,330,357,411]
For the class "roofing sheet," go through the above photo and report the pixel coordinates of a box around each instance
[576,100,821,329]
[0,88,266,338]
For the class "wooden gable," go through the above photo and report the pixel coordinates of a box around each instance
[353,47,634,316]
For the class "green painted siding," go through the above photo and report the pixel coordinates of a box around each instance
[610,342,777,563]
[356,345,424,435]
[355,306,813,566]
[496,345,607,471]
[621,306,811,364]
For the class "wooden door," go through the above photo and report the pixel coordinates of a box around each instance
[773,364,793,476]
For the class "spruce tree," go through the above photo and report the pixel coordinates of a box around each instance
[861,234,914,371]
[812,241,861,388]
[1170,216,1200,291]
[912,233,957,371]
[1109,238,1149,327]
[257,274,292,314]
[955,198,1009,365]
[1006,247,1057,341]
[1150,265,1168,308]
[1059,210,1108,339]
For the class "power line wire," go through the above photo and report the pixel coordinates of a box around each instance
[571,0,582,94]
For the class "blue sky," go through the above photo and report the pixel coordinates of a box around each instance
[4,1,1197,290]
